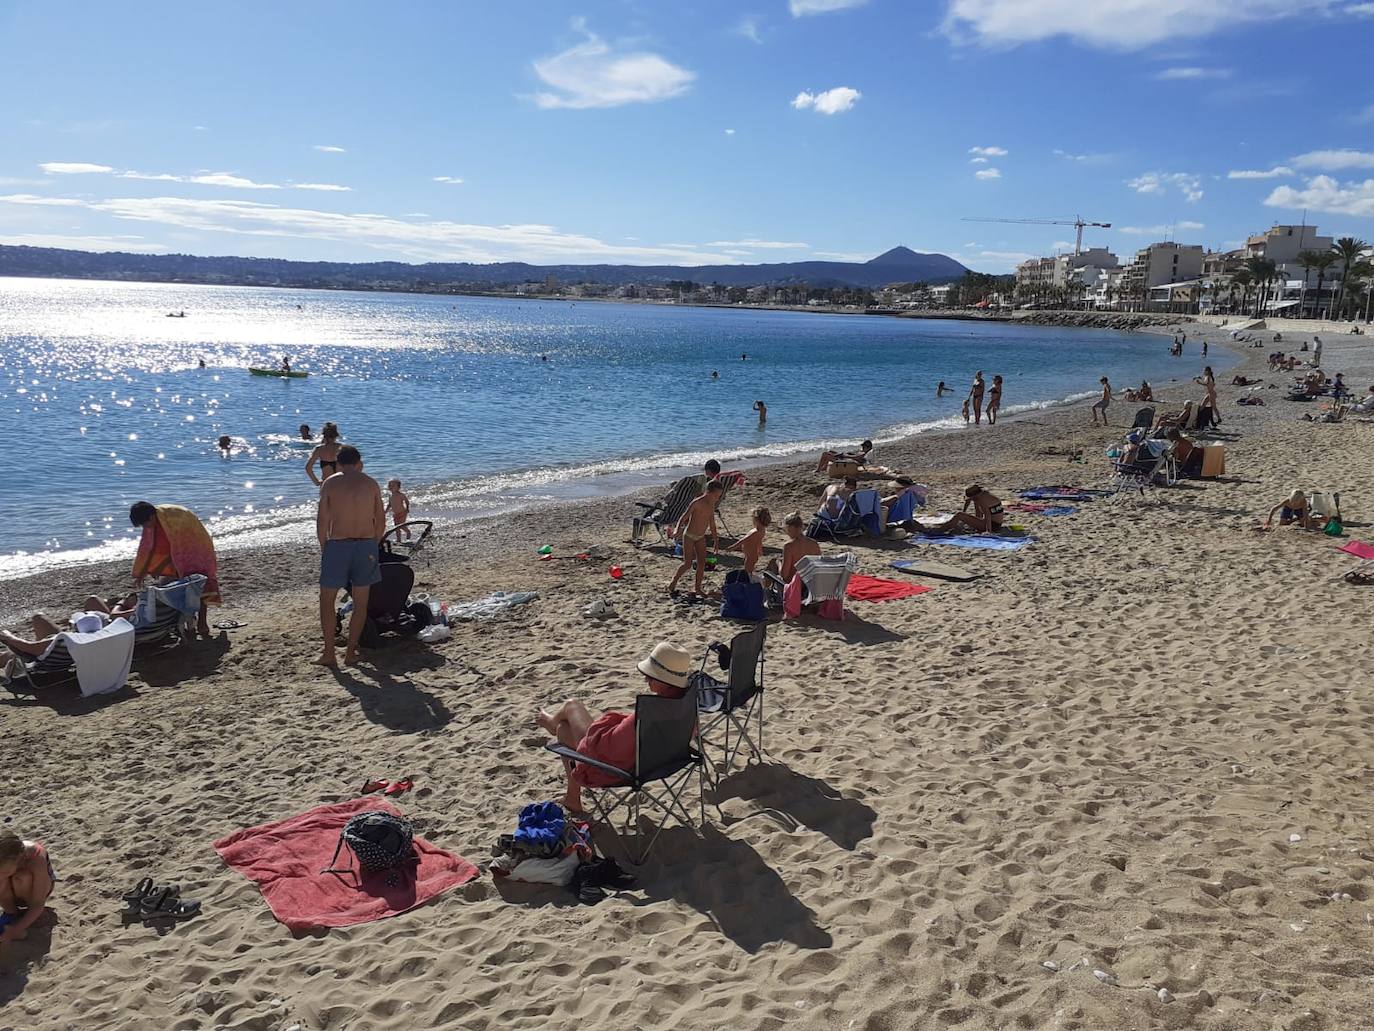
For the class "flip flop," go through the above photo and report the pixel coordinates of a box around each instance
[121,877,155,909]
[360,778,388,794]
[383,778,414,796]
[139,885,180,918]
[212,619,246,630]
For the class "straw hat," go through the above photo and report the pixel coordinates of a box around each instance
[636,641,692,690]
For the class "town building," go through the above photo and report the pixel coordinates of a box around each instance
[1119,243,1204,308]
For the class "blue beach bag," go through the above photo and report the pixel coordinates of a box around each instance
[720,570,766,621]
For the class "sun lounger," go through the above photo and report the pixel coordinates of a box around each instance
[632,475,705,548]
[4,619,135,697]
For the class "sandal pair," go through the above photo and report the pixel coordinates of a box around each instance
[122,877,201,920]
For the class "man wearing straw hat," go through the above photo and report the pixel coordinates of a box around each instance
[535,642,693,814]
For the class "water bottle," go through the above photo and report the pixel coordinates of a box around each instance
[429,600,441,622]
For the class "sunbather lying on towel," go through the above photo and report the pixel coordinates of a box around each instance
[0,596,136,658]
[926,485,1005,534]
[1261,490,1323,531]
[535,642,693,813]
[816,440,873,474]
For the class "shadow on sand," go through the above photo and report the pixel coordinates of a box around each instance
[332,664,452,733]
[712,761,877,851]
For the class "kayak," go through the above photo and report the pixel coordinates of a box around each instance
[248,368,309,378]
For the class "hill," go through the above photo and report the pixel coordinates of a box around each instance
[0,243,968,293]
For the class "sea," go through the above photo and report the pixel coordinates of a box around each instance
[0,277,1220,579]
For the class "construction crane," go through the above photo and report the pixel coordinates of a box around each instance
[961,216,1112,256]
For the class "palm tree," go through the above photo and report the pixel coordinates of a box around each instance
[1233,269,1254,316]
[1296,249,1320,316]
[1307,251,1338,319]
[1332,237,1370,319]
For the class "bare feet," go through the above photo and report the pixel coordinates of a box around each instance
[314,653,338,668]
[559,792,587,815]
[535,709,559,734]
[343,649,361,666]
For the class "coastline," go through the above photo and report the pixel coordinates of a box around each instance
[7,320,1374,1031]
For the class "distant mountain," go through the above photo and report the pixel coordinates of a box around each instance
[0,243,968,293]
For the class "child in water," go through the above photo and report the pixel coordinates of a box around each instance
[961,398,970,424]
[387,479,412,541]
[0,829,54,945]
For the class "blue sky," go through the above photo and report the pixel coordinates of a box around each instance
[1,0,1372,273]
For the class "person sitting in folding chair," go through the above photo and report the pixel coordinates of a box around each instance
[535,642,694,815]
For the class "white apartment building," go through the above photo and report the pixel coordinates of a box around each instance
[1120,242,1204,304]
[1244,224,1332,284]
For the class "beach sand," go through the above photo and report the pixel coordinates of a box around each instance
[3,323,1373,1031]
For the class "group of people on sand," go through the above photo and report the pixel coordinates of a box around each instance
[305,421,411,538]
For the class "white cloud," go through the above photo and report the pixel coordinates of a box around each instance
[1126,171,1203,202]
[792,86,862,114]
[1291,148,1374,170]
[1265,175,1374,218]
[0,177,48,187]
[313,145,346,153]
[531,20,694,109]
[118,170,282,189]
[294,183,352,192]
[970,156,988,164]
[703,238,808,249]
[1348,2,1374,13]
[432,176,465,185]
[1227,166,1294,179]
[724,128,736,135]
[812,250,876,261]
[975,168,1002,180]
[1155,66,1231,80]
[0,232,163,252]
[39,162,113,174]
[735,16,763,42]
[1119,221,1206,234]
[942,0,1317,50]
[1053,148,1114,164]
[789,0,866,14]
[969,145,1008,157]
[0,192,749,265]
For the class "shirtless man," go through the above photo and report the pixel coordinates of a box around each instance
[668,480,722,596]
[970,371,986,425]
[767,512,821,585]
[316,445,385,667]
[725,507,771,577]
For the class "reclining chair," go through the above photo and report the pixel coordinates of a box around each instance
[631,475,705,548]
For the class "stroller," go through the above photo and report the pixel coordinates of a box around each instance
[335,537,433,648]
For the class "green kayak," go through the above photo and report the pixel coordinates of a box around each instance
[248,368,309,378]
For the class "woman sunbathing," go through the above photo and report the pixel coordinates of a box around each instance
[929,485,1004,534]
[535,642,693,813]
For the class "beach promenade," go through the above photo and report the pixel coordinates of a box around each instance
[3,322,1373,1030]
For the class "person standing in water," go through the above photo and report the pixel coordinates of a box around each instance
[986,375,1003,425]
[753,400,767,424]
[936,381,949,397]
[280,355,292,374]
[970,371,986,425]
[306,422,342,487]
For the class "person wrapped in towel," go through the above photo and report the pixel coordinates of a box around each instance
[130,501,221,637]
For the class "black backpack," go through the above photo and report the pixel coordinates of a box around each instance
[323,811,414,876]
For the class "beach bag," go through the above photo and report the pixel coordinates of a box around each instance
[513,801,567,859]
[324,811,414,875]
[720,570,766,621]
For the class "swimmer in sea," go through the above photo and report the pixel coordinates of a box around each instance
[217,435,232,456]
[711,370,719,379]
[299,423,312,441]
[753,400,767,424]
[198,358,206,369]
[741,353,748,360]
[937,381,948,397]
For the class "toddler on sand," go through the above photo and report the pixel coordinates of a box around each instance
[0,829,54,946]
[387,479,411,541]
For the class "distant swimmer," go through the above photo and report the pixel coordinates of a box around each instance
[217,435,232,456]
[711,370,719,379]
[541,354,549,361]
[198,358,206,369]
[936,381,948,397]
[740,352,748,361]
[299,423,313,441]
[753,400,767,424]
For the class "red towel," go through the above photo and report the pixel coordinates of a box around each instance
[845,574,932,602]
[213,797,478,932]
[1339,540,1374,561]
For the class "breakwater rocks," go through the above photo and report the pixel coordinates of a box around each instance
[1012,311,1191,331]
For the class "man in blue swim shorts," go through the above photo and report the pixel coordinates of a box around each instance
[316,445,386,667]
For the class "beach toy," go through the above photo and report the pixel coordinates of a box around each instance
[537,544,553,555]
[609,566,623,579]
[706,555,717,567]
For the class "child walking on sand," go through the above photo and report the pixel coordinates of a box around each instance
[386,479,411,541]
[668,480,723,597]
[1091,377,1112,426]
[0,830,54,946]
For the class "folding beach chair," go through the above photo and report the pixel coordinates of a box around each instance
[3,639,78,696]
[631,475,705,548]
[808,495,863,542]
[1154,401,1194,432]
[795,552,859,618]
[134,573,209,648]
[713,470,745,537]
[3,620,134,698]
[1130,407,1156,432]
[1109,440,1175,500]
[851,488,882,537]
[544,685,705,865]
[691,623,766,782]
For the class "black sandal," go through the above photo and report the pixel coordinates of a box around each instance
[121,877,155,911]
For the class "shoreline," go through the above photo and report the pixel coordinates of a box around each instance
[7,319,1374,1030]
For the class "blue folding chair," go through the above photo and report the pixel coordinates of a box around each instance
[851,488,882,537]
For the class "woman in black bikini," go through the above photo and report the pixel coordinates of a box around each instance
[932,485,1004,534]
[306,422,341,487]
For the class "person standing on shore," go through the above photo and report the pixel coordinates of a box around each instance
[986,375,1003,425]
[316,445,385,667]
[1091,377,1113,426]
[306,422,342,488]
[970,371,986,425]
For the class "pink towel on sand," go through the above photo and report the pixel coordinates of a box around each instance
[845,574,932,602]
[213,797,478,932]
[1339,540,1374,561]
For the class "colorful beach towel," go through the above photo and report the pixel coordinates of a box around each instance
[1338,540,1374,561]
[447,591,539,621]
[213,797,478,933]
[845,574,931,602]
[1008,502,1077,516]
[1019,488,1097,502]
[915,535,1032,551]
[133,504,221,604]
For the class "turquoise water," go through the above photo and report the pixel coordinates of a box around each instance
[0,277,1214,576]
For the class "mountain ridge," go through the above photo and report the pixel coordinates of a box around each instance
[0,243,969,292]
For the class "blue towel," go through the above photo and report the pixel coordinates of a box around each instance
[1020,488,1093,501]
[917,535,1032,551]
[1040,506,1077,516]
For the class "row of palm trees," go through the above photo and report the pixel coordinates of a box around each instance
[1294,237,1370,320]
[1201,237,1369,319]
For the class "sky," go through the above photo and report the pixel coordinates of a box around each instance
[1,0,1373,274]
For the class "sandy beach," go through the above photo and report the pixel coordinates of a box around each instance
[3,320,1373,1031]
